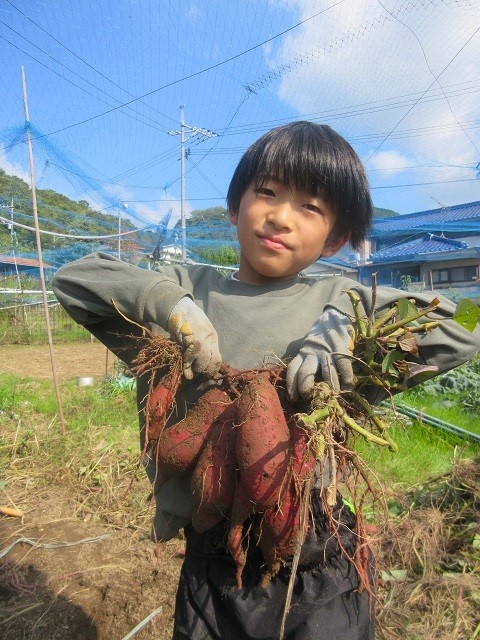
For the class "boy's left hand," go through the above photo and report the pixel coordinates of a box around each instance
[286,309,356,402]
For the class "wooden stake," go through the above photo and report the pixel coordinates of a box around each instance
[21,66,66,435]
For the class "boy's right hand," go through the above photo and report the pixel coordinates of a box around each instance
[167,296,222,380]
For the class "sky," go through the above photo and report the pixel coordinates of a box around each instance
[1,0,480,233]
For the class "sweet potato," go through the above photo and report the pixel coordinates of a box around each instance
[155,386,231,478]
[227,371,291,587]
[256,419,316,584]
[146,369,181,441]
[190,399,238,533]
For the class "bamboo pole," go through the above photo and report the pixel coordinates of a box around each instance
[21,66,66,435]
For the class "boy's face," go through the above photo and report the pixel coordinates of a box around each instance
[230,178,349,285]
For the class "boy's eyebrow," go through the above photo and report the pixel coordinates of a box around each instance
[259,175,324,199]
[257,175,285,186]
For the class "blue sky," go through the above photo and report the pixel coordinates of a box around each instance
[1,0,480,231]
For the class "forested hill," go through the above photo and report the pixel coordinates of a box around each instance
[0,169,136,253]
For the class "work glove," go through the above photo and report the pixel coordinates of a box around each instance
[286,309,356,402]
[167,296,222,380]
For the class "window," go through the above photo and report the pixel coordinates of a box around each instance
[431,265,479,284]
[432,269,449,284]
[464,265,478,281]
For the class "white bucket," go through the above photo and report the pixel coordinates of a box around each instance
[77,376,94,387]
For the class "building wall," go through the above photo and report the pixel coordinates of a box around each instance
[420,258,479,290]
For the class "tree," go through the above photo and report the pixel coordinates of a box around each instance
[174,206,229,228]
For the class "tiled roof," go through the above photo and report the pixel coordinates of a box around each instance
[371,235,468,262]
[0,255,53,268]
[370,201,480,238]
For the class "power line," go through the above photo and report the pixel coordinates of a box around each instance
[12,1,346,143]
[365,21,480,163]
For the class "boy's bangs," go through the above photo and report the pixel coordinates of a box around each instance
[254,132,331,199]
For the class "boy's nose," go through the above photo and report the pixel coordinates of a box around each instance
[266,201,294,228]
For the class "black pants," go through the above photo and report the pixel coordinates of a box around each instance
[173,493,375,640]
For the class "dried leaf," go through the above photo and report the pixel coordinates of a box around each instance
[404,363,439,383]
[397,331,419,355]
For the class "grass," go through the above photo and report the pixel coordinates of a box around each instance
[0,373,138,442]
[355,410,476,489]
[0,303,91,345]
[0,372,148,532]
[396,393,480,434]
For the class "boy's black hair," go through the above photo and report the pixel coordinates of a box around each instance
[226,121,373,249]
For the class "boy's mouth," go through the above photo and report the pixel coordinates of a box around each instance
[259,234,288,250]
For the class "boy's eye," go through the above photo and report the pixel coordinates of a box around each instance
[256,187,276,197]
[304,203,322,214]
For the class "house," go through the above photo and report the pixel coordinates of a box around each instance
[303,255,359,280]
[358,201,480,301]
[0,254,54,278]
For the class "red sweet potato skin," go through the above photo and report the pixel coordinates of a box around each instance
[227,371,291,587]
[155,386,231,478]
[146,370,181,441]
[256,419,316,583]
[190,400,238,533]
[234,372,291,509]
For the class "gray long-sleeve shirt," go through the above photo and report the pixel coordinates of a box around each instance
[52,252,480,538]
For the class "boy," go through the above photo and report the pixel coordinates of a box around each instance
[52,121,479,640]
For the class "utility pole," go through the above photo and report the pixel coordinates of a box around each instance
[168,105,217,262]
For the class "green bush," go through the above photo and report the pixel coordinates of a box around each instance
[195,245,239,266]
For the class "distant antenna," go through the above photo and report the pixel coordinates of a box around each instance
[430,197,446,237]
[168,105,217,262]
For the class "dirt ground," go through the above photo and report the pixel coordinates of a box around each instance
[1,341,117,382]
[1,342,183,640]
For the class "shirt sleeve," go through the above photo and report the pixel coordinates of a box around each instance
[52,252,190,329]
[324,283,480,376]
[52,252,193,368]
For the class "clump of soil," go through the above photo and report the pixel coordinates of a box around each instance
[0,481,183,640]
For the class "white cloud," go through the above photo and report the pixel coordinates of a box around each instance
[0,147,30,184]
[368,150,411,175]
[265,0,480,210]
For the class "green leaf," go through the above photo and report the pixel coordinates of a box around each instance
[397,298,419,321]
[381,349,404,373]
[453,298,480,332]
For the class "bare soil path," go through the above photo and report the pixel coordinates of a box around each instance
[1,341,115,381]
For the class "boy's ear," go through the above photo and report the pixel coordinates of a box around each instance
[229,209,238,225]
[321,231,351,257]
